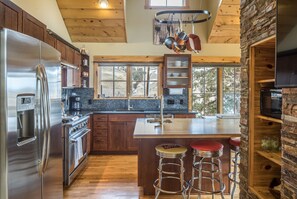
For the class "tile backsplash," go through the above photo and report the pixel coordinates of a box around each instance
[62,88,188,111]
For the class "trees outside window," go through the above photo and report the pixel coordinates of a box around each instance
[192,66,240,117]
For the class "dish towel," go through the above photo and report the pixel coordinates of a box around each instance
[74,137,83,167]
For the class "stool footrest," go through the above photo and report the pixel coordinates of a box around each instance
[228,172,240,184]
[188,177,226,194]
[153,176,189,195]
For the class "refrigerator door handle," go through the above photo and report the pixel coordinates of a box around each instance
[40,64,51,173]
[36,64,48,175]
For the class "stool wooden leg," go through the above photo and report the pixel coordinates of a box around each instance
[155,157,163,199]
[218,158,225,199]
[231,151,239,199]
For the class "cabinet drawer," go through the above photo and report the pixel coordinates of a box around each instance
[93,121,108,130]
[108,114,145,122]
[93,114,108,122]
[93,129,107,137]
[93,136,107,151]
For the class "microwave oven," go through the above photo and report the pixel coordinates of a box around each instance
[260,88,282,119]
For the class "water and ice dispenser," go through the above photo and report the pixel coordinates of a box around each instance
[16,94,35,145]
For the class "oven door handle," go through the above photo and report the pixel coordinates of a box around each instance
[70,129,90,143]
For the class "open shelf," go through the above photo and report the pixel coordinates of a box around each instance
[257,79,275,83]
[167,67,188,69]
[167,77,188,79]
[256,150,282,166]
[250,186,276,199]
[256,115,283,124]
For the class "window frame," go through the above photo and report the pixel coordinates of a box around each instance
[191,64,241,117]
[96,63,161,99]
[145,0,189,9]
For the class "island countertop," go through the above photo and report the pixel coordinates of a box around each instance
[134,118,240,138]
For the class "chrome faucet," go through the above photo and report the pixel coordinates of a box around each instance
[127,94,133,110]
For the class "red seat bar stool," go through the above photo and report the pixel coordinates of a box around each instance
[228,137,240,199]
[153,143,188,199]
[188,140,225,199]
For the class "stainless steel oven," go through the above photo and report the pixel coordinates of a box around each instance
[62,115,90,186]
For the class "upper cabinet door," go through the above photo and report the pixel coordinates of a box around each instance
[0,0,22,32]
[56,40,67,61]
[163,54,192,88]
[22,11,46,41]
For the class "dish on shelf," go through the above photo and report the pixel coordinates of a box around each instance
[175,60,181,67]
[181,61,188,67]
[180,72,187,77]
[167,81,178,85]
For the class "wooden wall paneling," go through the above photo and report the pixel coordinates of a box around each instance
[0,0,22,32]
[22,11,46,41]
[57,0,124,10]
[248,35,281,196]
[93,56,240,64]
[59,9,124,20]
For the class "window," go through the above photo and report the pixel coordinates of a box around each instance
[98,64,159,98]
[145,0,188,9]
[223,67,241,114]
[192,65,240,117]
[192,67,217,116]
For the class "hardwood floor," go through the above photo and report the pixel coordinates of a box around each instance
[64,155,239,199]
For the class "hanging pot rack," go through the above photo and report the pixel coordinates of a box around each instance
[154,10,211,24]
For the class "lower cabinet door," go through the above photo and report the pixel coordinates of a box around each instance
[108,121,126,151]
[93,136,107,151]
[126,121,138,151]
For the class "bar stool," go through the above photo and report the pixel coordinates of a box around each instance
[229,137,240,199]
[188,140,225,199]
[153,143,188,199]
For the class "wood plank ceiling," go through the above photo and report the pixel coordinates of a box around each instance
[208,0,240,43]
[56,0,127,43]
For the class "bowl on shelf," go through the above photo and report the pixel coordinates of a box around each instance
[175,60,181,67]
[181,61,188,67]
[180,72,187,77]
[172,73,180,77]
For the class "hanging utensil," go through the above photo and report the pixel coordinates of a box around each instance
[186,20,201,53]
[164,15,177,50]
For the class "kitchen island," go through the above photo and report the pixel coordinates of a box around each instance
[134,117,240,195]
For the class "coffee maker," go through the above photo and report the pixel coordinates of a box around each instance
[69,95,81,111]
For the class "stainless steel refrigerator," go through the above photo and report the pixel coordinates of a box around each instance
[0,28,63,199]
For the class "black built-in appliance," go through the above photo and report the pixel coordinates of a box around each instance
[276,0,297,87]
[69,95,81,111]
[260,88,282,119]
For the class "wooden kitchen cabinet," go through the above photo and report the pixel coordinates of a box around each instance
[126,121,138,151]
[0,0,22,32]
[92,114,108,151]
[92,114,144,153]
[73,51,81,87]
[22,11,46,41]
[174,113,196,118]
[56,40,66,60]
[108,121,127,151]
[44,31,56,48]
[87,115,92,154]
[163,54,192,88]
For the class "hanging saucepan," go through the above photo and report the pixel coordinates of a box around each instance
[174,18,188,52]
[186,21,201,53]
[164,18,178,50]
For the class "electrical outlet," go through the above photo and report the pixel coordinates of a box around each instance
[180,99,184,105]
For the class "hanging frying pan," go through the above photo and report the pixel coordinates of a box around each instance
[186,21,201,53]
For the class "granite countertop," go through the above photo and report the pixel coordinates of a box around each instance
[133,118,240,139]
[66,110,198,116]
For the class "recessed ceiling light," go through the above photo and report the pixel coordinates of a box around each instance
[99,0,109,8]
